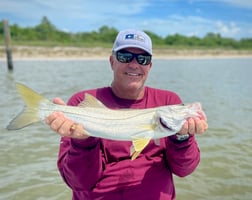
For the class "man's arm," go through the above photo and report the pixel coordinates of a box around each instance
[46,97,104,191]
[165,115,208,177]
[165,135,200,177]
[57,136,103,190]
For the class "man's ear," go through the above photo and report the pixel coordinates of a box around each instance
[109,55,115,70]
[149,61,152,69]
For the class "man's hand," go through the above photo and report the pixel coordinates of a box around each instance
[178,110,208,135]
[45,98,89,139]
[178,117,208,135]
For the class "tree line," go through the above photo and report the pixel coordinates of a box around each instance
[1,16,252,49]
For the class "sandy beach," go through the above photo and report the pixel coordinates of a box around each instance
[1,45,252,61]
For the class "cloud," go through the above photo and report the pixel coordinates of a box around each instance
[189,0,252,8]
[215,21,240,37]
[0,0,251,39]
[220,0,252,8]
[138,15,213,38]
[128,14,251,39]
[0,0,151,30]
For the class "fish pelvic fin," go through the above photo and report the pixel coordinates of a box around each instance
[6,83,50,130]
[130,138,151,160]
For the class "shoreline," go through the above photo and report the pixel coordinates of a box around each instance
[1,46,252,61]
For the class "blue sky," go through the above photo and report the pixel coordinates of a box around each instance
[1,0,252,39]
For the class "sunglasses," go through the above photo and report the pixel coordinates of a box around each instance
[114,50,152,65]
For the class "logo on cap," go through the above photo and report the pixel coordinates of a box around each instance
[125,34,145,43]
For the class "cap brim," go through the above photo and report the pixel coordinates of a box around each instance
[113,44,152,55]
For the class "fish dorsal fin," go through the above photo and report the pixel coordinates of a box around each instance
[78,93,107,108]
[130,138,151,160]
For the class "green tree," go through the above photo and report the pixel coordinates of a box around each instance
[98,26,118,43]
[202,32,222,47]
[1,16,252,49]
[239,38,252,49]
[144,30,163,45]
[164,34,188,46]
[0,20,4,41]
[35,16,57,40]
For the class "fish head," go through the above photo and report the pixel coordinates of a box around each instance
[154,103,201,137]
[156,109,186,135]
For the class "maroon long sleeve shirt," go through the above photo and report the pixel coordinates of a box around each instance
[57,86,200,200]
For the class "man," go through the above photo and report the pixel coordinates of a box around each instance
[46,29,208,200]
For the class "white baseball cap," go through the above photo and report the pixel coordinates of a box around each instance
[112,29,152,55]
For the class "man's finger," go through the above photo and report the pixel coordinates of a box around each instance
[53,97,65,105]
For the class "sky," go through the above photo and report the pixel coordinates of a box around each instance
[1,0,252,40]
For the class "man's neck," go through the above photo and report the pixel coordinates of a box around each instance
[111,84,145,100]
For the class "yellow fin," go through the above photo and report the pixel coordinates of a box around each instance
[131,138,151,160]
[7,83,50,130]
[16,82,49,107]
[78,93,107,108]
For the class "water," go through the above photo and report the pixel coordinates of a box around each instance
[0,58,251,200]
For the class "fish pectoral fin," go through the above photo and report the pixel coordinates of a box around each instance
[138,124,156,131]
[130,138,151,160]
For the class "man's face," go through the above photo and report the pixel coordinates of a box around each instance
[110,47,152,95]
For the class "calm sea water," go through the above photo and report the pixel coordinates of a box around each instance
[0,58,251,200]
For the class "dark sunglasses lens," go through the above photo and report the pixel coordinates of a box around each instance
[117,52,133,63]
[116,51,151,65]
[136,55,151,65]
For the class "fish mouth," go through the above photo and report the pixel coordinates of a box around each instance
[159,118,175,132]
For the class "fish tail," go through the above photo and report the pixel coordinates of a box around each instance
[6,83,50,130]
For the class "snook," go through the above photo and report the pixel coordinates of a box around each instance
[7,83,204,159]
